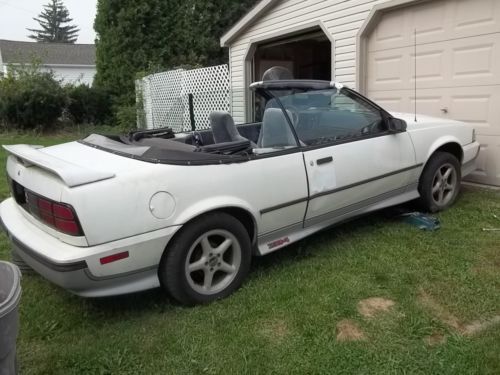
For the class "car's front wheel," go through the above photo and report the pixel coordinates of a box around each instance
[418,151,461,212]
[159,212,251,305]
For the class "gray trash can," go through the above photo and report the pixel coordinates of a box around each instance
[0,261,21,375]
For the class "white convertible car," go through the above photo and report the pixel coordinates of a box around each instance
[0,80,479,305]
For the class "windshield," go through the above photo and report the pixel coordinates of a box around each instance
[257,87,384,146]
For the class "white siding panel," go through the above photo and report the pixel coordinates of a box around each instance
[335,43,356,56]
[335,39,356,47]
[336,52,356,62]
[227,0,398,123]
[47,66,96,86]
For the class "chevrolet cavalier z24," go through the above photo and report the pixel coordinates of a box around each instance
[0,80,479,305]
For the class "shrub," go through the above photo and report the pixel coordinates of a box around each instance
[65,84,112,125]
[0,64,66,130]
[115,104,139,132]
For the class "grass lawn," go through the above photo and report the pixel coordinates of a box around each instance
[0,132,499,374]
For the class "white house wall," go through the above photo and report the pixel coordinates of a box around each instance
[229,0,393,123]
[43,65,96,86]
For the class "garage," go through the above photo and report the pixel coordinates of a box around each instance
[221,0,500,186]
[364,0,500,186]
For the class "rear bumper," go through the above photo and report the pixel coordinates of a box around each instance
[0,198,180,297]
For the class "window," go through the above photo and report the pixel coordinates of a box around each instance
[252,93,299,154]
[267,89,385,146]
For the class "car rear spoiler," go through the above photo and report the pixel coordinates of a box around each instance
[3,144,115,188]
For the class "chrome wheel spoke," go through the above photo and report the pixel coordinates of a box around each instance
[444,182,454,191]
[200,237,213,256]
[219,261,236,274]
[432,182,441,193]
[203,270,214,290]
[438,189,444,203]
[188,258,206,273]
[443,167,452,181]
[214,238,232,256]
[436,169,444,180]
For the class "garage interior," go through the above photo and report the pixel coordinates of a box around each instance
[253,30,331,82]
[251,29,331,121]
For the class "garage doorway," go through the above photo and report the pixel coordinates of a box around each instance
[250,29,332,121]
[253,30,331,82]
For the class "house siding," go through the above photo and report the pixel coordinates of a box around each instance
[228,0,395,123]
[48,66,96,86]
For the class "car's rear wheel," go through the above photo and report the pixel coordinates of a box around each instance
[418,152,461,212]
[159,212,251,305]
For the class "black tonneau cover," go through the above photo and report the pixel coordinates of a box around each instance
[80,134,253,166]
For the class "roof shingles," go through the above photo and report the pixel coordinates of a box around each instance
[0,40,95,66]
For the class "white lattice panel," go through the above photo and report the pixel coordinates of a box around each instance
[138,65,230,132]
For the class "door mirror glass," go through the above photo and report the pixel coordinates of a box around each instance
[387,118,407,133]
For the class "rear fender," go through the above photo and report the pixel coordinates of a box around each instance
[175,196,259,233]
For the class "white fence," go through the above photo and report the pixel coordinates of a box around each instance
[137,64,231,132]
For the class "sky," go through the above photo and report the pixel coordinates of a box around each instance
[0,0,98,43]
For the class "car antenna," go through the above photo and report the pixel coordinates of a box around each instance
[414,28,417,123]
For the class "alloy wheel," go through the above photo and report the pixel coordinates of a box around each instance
[184,229,242,295]
[431,163,458,207]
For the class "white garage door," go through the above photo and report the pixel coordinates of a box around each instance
[366,0,500,186]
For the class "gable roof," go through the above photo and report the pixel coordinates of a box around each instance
[0,40,95,66]
[220,0,280,47]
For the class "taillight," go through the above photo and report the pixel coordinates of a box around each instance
[24,190,83,236]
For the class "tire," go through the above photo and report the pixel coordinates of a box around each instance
[418,152,461,213]
[159,212,252,306]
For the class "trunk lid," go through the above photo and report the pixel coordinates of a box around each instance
[4,141,147,246]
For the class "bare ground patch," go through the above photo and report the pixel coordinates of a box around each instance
[357,297,396,318]
[461,316,500,336]
[259,319,289,343]
[417,289,462,330]
[424,332,447,346]
[418,288,500,338]
[336,319,366,342]
[472,246,500,275]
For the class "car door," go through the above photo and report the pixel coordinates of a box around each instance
[296,90,417,228]
[250,106,309,243]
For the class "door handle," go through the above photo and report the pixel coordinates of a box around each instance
[316,156,333,165]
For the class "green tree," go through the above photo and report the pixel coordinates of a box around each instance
[27,0,80,43]
[94,0,257,109]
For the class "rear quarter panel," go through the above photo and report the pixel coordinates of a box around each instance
[68,152,308,246]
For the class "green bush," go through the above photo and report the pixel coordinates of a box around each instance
[115,104,139,132]
[65,84,112,125]
[0,63,114,131]
[0,65,66,130]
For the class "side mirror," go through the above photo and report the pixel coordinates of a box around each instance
[387,117,407,133]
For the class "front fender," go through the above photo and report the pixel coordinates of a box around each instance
[426,135,463,162]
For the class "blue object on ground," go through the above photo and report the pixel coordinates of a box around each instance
[400,212,441,231]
